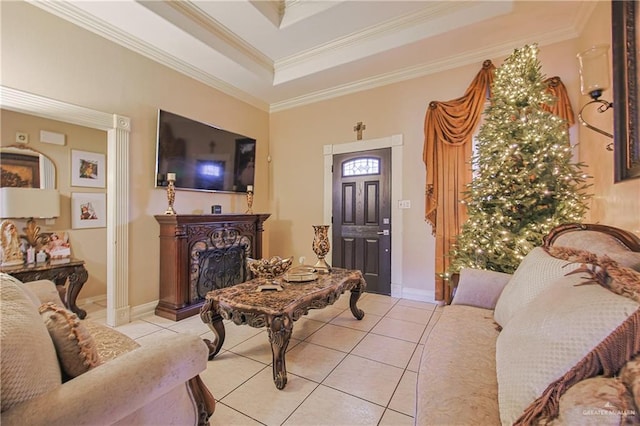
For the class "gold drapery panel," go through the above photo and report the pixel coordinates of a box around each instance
[423,62,575,303]
[544,76,576,126]
[423,60,495,303]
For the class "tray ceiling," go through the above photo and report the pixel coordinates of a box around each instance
[32,1,594,111]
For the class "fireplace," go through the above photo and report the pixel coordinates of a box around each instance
[155,213,270,320]
[191,229,251,301]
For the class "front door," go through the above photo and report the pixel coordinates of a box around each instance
[332,148,391,295]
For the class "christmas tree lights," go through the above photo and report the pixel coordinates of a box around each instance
[449,44,591,274]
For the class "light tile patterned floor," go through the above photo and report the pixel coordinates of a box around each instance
[82,292,441,426]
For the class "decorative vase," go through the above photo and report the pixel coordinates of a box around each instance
[312,225,331,272]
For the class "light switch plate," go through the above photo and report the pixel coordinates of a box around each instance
[399,200,411,209]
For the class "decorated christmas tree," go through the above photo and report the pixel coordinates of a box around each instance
[449,44,591,274]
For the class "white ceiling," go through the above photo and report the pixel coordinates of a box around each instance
[31,0,595,112]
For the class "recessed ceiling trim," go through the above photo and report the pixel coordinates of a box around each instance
[163,1,273,73]
[270,25,579,113]
[249,0,283,28]
[272,1,513,84]
[280,0,343,28]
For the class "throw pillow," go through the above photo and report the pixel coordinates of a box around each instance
[451,268,512,310]
[620,356,640,411]
[552,230,640,270]
[39,302,101,379]
[83,321,140,362]
[493,247,581,327]
[545,248,640,304]
[1,273,61,412]
[495,272,640,425]
[553,377,639,425]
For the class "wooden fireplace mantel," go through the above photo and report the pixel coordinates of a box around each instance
[154,213,270,321]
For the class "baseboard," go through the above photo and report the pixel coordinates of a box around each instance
[76,294,107,307]
[130,300,158,321]
[400,287,436,304]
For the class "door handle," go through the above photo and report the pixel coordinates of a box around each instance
[377,230,390,236]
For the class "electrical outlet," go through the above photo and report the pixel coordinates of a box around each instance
[16,132,29,144]
[399,200,411,209]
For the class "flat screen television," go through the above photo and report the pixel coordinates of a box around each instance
[155,109,256,193]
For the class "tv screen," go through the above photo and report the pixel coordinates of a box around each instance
[155,110,256,193]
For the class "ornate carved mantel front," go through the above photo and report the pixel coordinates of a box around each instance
[155,213,270,321]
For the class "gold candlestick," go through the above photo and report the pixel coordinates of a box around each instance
[245,189,254,214]
[165,173,176,215]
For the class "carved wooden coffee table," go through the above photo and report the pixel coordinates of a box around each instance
[200,268,366,389]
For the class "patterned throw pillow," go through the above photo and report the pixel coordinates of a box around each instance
[545,247,640,304]
[620,356,640,411]
[39,302,101,379]
[553,377,639,425]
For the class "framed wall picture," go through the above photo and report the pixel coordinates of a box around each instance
[0,152,40,187]
[71,150,105,188]
[612,0,640,182]
[71,192,106,229]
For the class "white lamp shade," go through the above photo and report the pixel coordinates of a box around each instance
[0,187,60,219]
[577,45,610,96]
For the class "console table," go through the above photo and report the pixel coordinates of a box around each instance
[154,213,270,321]
[1,258,88,319]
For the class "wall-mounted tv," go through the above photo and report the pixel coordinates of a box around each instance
[155,110,256,193]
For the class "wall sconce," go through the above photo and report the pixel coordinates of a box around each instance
[0,187,60,251]
[577,45,613,150]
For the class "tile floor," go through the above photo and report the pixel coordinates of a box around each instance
[83,292,442,426]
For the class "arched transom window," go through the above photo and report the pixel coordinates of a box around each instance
[342,157,380,176]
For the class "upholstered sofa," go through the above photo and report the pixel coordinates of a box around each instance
[416,223,640,425]
[0,273,215,425]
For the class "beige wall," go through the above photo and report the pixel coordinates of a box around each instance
[0,110,108,300]
[1,2,270,308]
[270,39,585,299]
[2,1,637,311]
[577,1,640,235]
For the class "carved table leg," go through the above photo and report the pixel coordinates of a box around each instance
[349,284,365,320]
[66,265,88,319]
[200,299,225,360]
[267,314,292,390]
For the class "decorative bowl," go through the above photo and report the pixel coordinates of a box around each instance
[247,256,294,279]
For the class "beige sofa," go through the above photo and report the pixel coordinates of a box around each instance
[0,273,215,425]
[416,223,640,425]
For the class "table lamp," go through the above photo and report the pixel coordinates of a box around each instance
[0,188,60,265]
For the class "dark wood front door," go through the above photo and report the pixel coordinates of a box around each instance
[332,148,391,295]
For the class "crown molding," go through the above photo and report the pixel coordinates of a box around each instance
[273,1,511,84]
[27,0,270,112]
[270,25,579,112]
[25,0,584,114]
